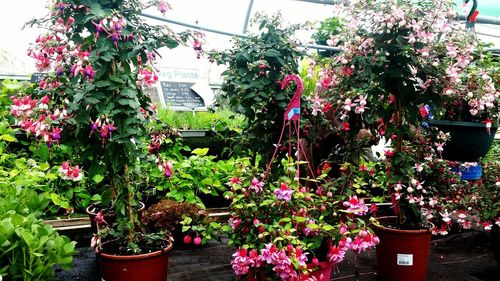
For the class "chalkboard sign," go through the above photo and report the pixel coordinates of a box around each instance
[31,73,45,83]
[160,81,205,108]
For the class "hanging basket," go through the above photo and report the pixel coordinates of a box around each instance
[427,120,497,162]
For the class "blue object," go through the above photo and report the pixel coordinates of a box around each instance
[452,163,482,180]
[287,107,300,119]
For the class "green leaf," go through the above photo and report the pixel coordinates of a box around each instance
[192,148,209,156]
[93,174,104,184]
[0,134,16,142]
[265,49,281,57]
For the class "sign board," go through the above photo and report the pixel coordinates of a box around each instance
[159,81,205,109]
[31,72,45,83]
[152,68,214,111]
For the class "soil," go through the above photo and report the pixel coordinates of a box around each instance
[56,231,499,281]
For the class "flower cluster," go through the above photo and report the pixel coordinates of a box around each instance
[89,118,117,146]
[10,95,68,148]
[224,160,378,279]
[59,161,83,181]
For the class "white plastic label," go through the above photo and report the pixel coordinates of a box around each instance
[397,254,413,266]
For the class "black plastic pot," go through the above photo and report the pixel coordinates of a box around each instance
[493,228,500,265]
[427,120,498,162]
[315,40,340,58]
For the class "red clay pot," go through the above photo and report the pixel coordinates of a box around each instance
[372,217,431,281]
[307,260,334,281]
[97,242,173,281]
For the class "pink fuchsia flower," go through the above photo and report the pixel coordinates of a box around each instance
[249,177,264,193]
[496,218,500,227]
[272,250,296,280]
[228,176,241,186]
[343,196,369,216]
[157,159,173,178]
[228,217,241,230]
[327,245,345,264]
[274,182,294,201]
[231,248,251,275]
[259,243,279,264]
[481,222,493,232]
[90,234,100,248]
[248,249,262,268]
[157,1,171,15]
[59,161,83,181]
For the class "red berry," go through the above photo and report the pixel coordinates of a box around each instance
[193,236,202,245]
[183,234,192,244]
[258,226,265,233]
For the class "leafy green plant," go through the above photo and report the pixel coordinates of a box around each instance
[156,108,244,130]
[208,13,324,165]
[141,199,220,246]
[148,147,240,207]
[311,17,343,43]
[0,211,76,280]
[13,0,199,254]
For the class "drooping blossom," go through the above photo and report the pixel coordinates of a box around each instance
[274,182,294,201]
[59,161,83,181]
[343,196,368,216]
[231,248,251,275]
[249,177,264,193]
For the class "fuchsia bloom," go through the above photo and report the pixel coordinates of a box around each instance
[249,177,264,193]
[327,245,345,264]
[228,217,241,230]
[158,1,170,15]
[231,248,251,275]
[274,182,294,201]
[343,196,369,216]
[59,161,83,181]
[157,159,173,178]
[137,68,158,87]
[259,243,279,264]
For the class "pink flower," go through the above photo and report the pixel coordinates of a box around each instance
[327,245,345,264]
[59,161,83,181]
[259,243,279,264]
[343,196,368,216]
[274,183,294,201]
[249,177,264,193]
[158,1,170,15]
[228,217,241,230]
[231,248,250,275]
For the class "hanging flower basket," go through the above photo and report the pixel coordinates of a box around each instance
[427,120,497,162]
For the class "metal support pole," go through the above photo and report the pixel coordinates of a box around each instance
[242,0,255,34]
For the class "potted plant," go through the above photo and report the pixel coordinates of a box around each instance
[429,48,499,162]
[141,198,221,247]
[316,0,479,280]
[222,154,379,281]
[311,16,343,58]
[207,13,323,167]
[12,1,199,280]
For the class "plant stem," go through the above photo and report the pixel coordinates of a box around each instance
[124,164,135,242]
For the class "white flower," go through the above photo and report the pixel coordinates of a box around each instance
[79,28,91,39]
[371,136,392,160]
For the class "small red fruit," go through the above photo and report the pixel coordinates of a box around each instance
[183,234,192,244]
[258,226,265,233]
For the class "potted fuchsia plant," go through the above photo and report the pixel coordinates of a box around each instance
[314,0,486,280]
[11,1,200,280]
[223,158,379,281]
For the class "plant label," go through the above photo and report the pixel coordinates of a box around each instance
[397,254,413,266]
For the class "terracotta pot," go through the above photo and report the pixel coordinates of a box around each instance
[372,216,431,281]
[307,260,334,281]
[97,242,173,281]
[86,202,145,233]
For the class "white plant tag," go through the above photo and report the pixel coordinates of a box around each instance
[397,254,413,266]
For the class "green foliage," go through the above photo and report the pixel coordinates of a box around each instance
[0,211,76,280]
[208,13,310,164]
[156,108,245,130]
[141,199,220,245]
[311,17,343,43]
